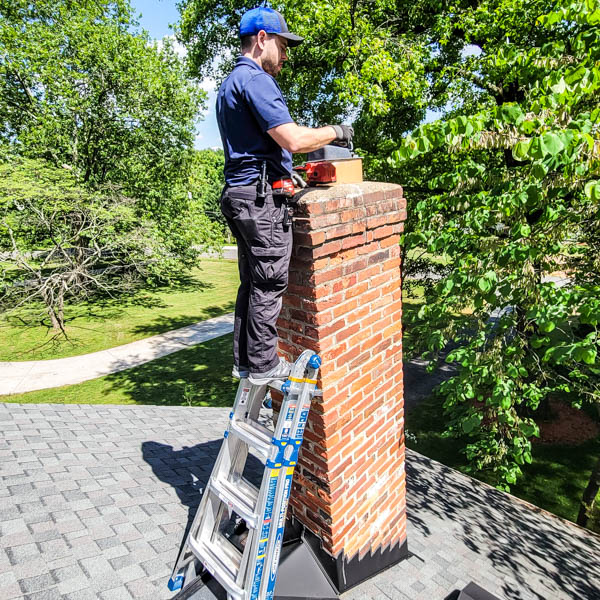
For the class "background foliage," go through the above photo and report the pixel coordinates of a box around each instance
[0,0,225,331]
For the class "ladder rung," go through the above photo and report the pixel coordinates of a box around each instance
[189,535,244,600]
[210,476,260,529]
[269,379,322,397]
[230,419,271,460]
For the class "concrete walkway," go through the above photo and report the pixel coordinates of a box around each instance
[1,402,599,600]
[0,314,234,396]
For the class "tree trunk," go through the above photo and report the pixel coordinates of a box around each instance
[577,453,600,528]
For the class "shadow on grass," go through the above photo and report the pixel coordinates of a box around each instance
[130,301,235,338]
[104,333,238,407]
[512,438,600,524]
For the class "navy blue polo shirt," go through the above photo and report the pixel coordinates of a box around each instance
[216,56,294,186]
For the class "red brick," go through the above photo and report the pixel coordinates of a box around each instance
[332,274,357,294]
[332,298,358,319]
[342,257,368,276]
[321,342,349,363]
[325,223,356,241]
[340,208,365,223]
[363,190,385,204]
[302,296,337,313]
[298,230,326,246]
[366,214,388,230]
[311,266,343,286]
[319,318,345,338]
[342,233,367,250]
[382,255,402,269]
[343,281,370,301]
[334,322,361,343]
[368,249,391,266]
[309,213,341,229]
[313,239,343,258]
[300,200,325,216]
[380,235,399,249]
[356,264,382,283]
[287,284,318,298]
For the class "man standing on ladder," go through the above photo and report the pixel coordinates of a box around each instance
[217,6,353,386]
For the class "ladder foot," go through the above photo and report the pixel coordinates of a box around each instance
[168,573,184,591]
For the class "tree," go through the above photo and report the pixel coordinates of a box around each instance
[0,157,222,334]
[188,149,226,225]
[388,0,600,521]
[0,1,225,333]
[176,0,564,175]
[0,0,205,213]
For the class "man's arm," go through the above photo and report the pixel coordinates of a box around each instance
[268,122,337,153]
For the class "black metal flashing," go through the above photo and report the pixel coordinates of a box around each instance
[274,517,409,597]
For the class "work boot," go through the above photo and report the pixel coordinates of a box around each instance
[248,359,292,385]
[232,365,250,379]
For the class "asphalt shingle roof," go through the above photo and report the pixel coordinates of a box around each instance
[1,403,598,600]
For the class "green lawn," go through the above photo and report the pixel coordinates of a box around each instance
[4,333,238,407]
[2,259,239,361]
[406,392,600,531]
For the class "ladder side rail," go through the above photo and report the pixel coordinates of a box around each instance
[260,358,320,600]
[249,351,318,600]
[244,352,312,600]
[269,349,314,448]
[169,470,220,587]
[244,462,283,599]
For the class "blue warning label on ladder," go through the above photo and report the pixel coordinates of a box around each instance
[250,469,279,599]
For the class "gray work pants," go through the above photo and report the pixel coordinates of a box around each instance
[220,184,293,373]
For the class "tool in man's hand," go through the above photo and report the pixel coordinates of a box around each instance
[294,140,363,186]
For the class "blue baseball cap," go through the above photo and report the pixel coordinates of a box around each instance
[239,7,304,47]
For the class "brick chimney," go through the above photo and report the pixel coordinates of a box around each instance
[274,182,408,595]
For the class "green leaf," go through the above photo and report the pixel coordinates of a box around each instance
[576,347,597,365]
[541,132,565,156]
[478,278,491,292]
[539,320,556,333]
[462,414,481,434]
[550,78,566,94]
[500,104,524,125]
[513,140,530,161]
[584,181,600,200]
[528,137,544,159]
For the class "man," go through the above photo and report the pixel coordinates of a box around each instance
[216,6,353,385]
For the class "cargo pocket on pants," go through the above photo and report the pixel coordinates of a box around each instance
[250,245,290,287]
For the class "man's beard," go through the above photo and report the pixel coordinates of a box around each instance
[262,57,281,77]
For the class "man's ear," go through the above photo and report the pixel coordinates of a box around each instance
[256,29,268,50]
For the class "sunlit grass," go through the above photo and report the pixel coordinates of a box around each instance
[2,259,239,360]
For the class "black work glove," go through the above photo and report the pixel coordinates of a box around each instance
[329,124,354,148]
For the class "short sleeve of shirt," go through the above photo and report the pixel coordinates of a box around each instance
[244,72,293,133]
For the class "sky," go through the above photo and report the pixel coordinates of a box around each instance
[130,0,223,149]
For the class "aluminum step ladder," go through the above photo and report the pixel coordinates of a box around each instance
[168,350,322,600]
